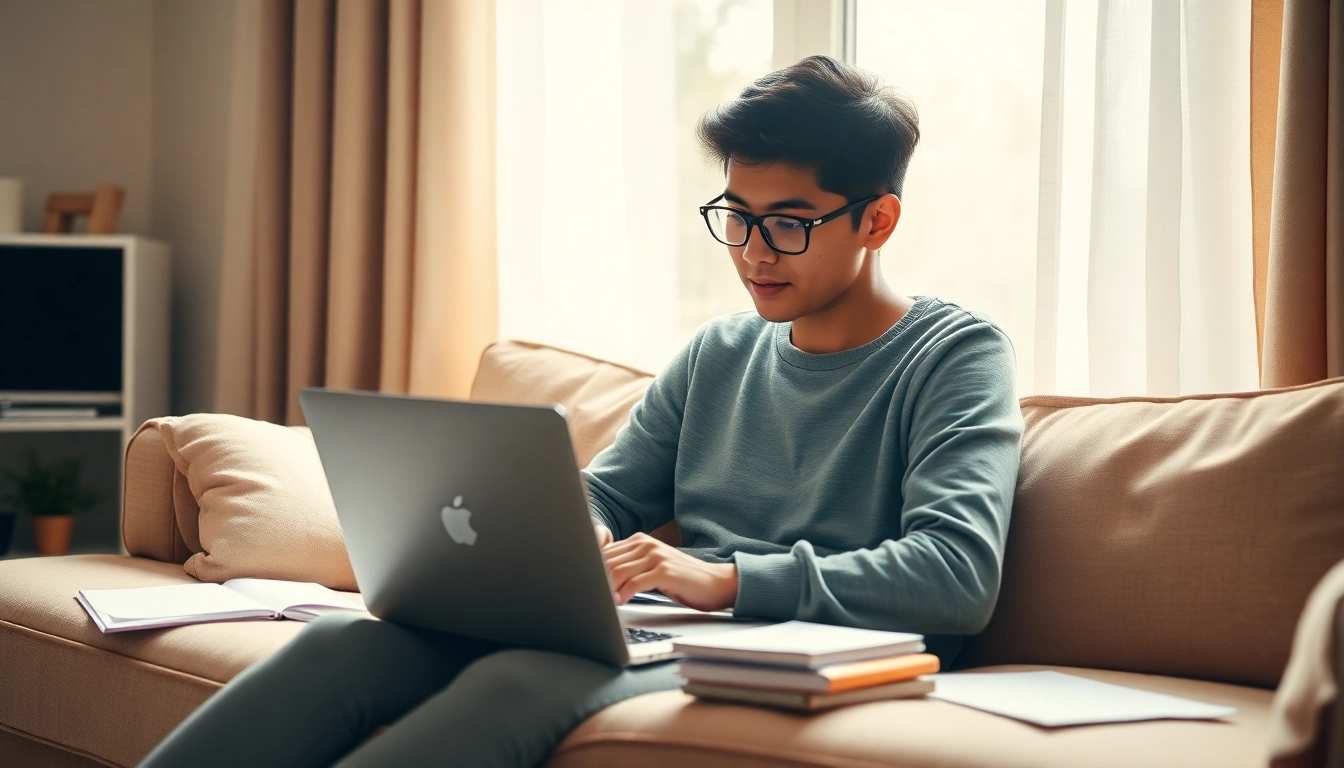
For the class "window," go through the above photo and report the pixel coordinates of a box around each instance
[498,1,1258,396]
[497,0,772,373]
[856,0,1048,395]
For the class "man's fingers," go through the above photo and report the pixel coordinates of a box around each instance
[615,571,664,604]
[600,533,657,558]
[607,556,662,594]
[601,547,649,573]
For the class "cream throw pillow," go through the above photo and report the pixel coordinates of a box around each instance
[150,414,357,591]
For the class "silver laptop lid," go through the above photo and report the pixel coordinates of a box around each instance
[299,388,630,666]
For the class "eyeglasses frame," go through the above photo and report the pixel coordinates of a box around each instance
[698,193,884,255]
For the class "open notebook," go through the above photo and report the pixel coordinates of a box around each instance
[77,578,368,633]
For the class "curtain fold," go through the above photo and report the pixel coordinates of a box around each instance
[214,0,497,424]
[1250,0,1283,370]
[1050,0,1258,398]
[1257,0,1344,387]
[285,0,334,422]
[410,0,498,399]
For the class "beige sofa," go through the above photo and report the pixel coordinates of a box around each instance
[2,340,1343,768]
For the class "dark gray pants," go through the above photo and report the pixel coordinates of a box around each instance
[138,613,682,768]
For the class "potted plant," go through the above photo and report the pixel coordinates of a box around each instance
[0,450,103,556]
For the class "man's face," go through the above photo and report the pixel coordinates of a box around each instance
[720,159,871,323]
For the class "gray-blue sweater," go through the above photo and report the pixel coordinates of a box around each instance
[583,295,1024,664]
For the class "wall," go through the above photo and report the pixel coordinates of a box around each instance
[150,0,234,416]
[0,0,155,234]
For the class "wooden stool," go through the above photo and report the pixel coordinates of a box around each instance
[41,184,125,234]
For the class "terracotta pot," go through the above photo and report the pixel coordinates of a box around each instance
[33,515,74,556]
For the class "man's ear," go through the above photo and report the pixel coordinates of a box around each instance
[863,194,902,250]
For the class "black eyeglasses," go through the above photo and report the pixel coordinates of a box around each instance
[698,194,882,255]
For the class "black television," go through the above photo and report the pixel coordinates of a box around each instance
[0,244,124,402]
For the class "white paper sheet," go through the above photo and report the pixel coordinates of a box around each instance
[929,671,1237,727]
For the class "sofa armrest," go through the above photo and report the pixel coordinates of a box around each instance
[121,420,196,564]
[1269,558,1344,768]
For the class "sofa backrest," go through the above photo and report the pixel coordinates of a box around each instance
[959,377,1344,689]
[470,341,655,467]
[470,341,681,544]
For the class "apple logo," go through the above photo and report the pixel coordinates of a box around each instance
[440,495,478,546]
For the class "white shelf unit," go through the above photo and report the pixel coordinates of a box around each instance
[0,234,171,556]
[0,417,127,433]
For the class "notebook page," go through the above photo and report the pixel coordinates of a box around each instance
[80,583,271,621]
[222,578,363,615]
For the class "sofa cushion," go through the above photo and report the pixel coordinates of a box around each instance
[549,665,1273,768]
[147,414,358,590]
[960,376,1344,689]
[471,341,655,467]
[0,554,363,767]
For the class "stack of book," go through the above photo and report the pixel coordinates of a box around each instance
[672,620,939,712]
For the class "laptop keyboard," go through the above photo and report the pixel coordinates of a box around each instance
[626,627,675,645]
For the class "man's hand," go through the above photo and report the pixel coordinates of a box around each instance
[594,524,614,549]
[602,532,738,612]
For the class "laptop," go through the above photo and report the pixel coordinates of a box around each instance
[299,388,692,666]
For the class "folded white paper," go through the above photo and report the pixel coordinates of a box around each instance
[929,671,1237,727]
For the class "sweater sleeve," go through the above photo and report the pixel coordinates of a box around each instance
[582,333,697,540]
[731,323,1024,636]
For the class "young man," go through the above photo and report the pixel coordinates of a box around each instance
[140,55,1022,768]
[589,54,1023,666]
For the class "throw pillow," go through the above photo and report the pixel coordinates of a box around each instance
[149,414,357,591]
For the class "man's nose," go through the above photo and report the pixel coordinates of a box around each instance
[741,229,779,265]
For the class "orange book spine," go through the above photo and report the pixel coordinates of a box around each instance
[820,653,941,693]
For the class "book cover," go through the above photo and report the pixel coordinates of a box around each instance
[672,620,925,668]
[684,676,935,712]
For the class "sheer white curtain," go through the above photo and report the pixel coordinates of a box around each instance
[496,0,680,373]
[857,0,1258,397]
[1043,0,1259,397]
[496,0,772,374]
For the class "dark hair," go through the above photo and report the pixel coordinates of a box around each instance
[696,55,920,229]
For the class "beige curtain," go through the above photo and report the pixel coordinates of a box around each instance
[215,0,497,424]
[1253,0,1344,388]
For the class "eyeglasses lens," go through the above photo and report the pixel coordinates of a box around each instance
[707,208,748,246]
[760,216,807,254]
[707,209,808,254]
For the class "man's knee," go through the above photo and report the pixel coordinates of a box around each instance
[453,649,620,707]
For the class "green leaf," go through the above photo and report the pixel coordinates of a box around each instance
[0,449,102,517]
